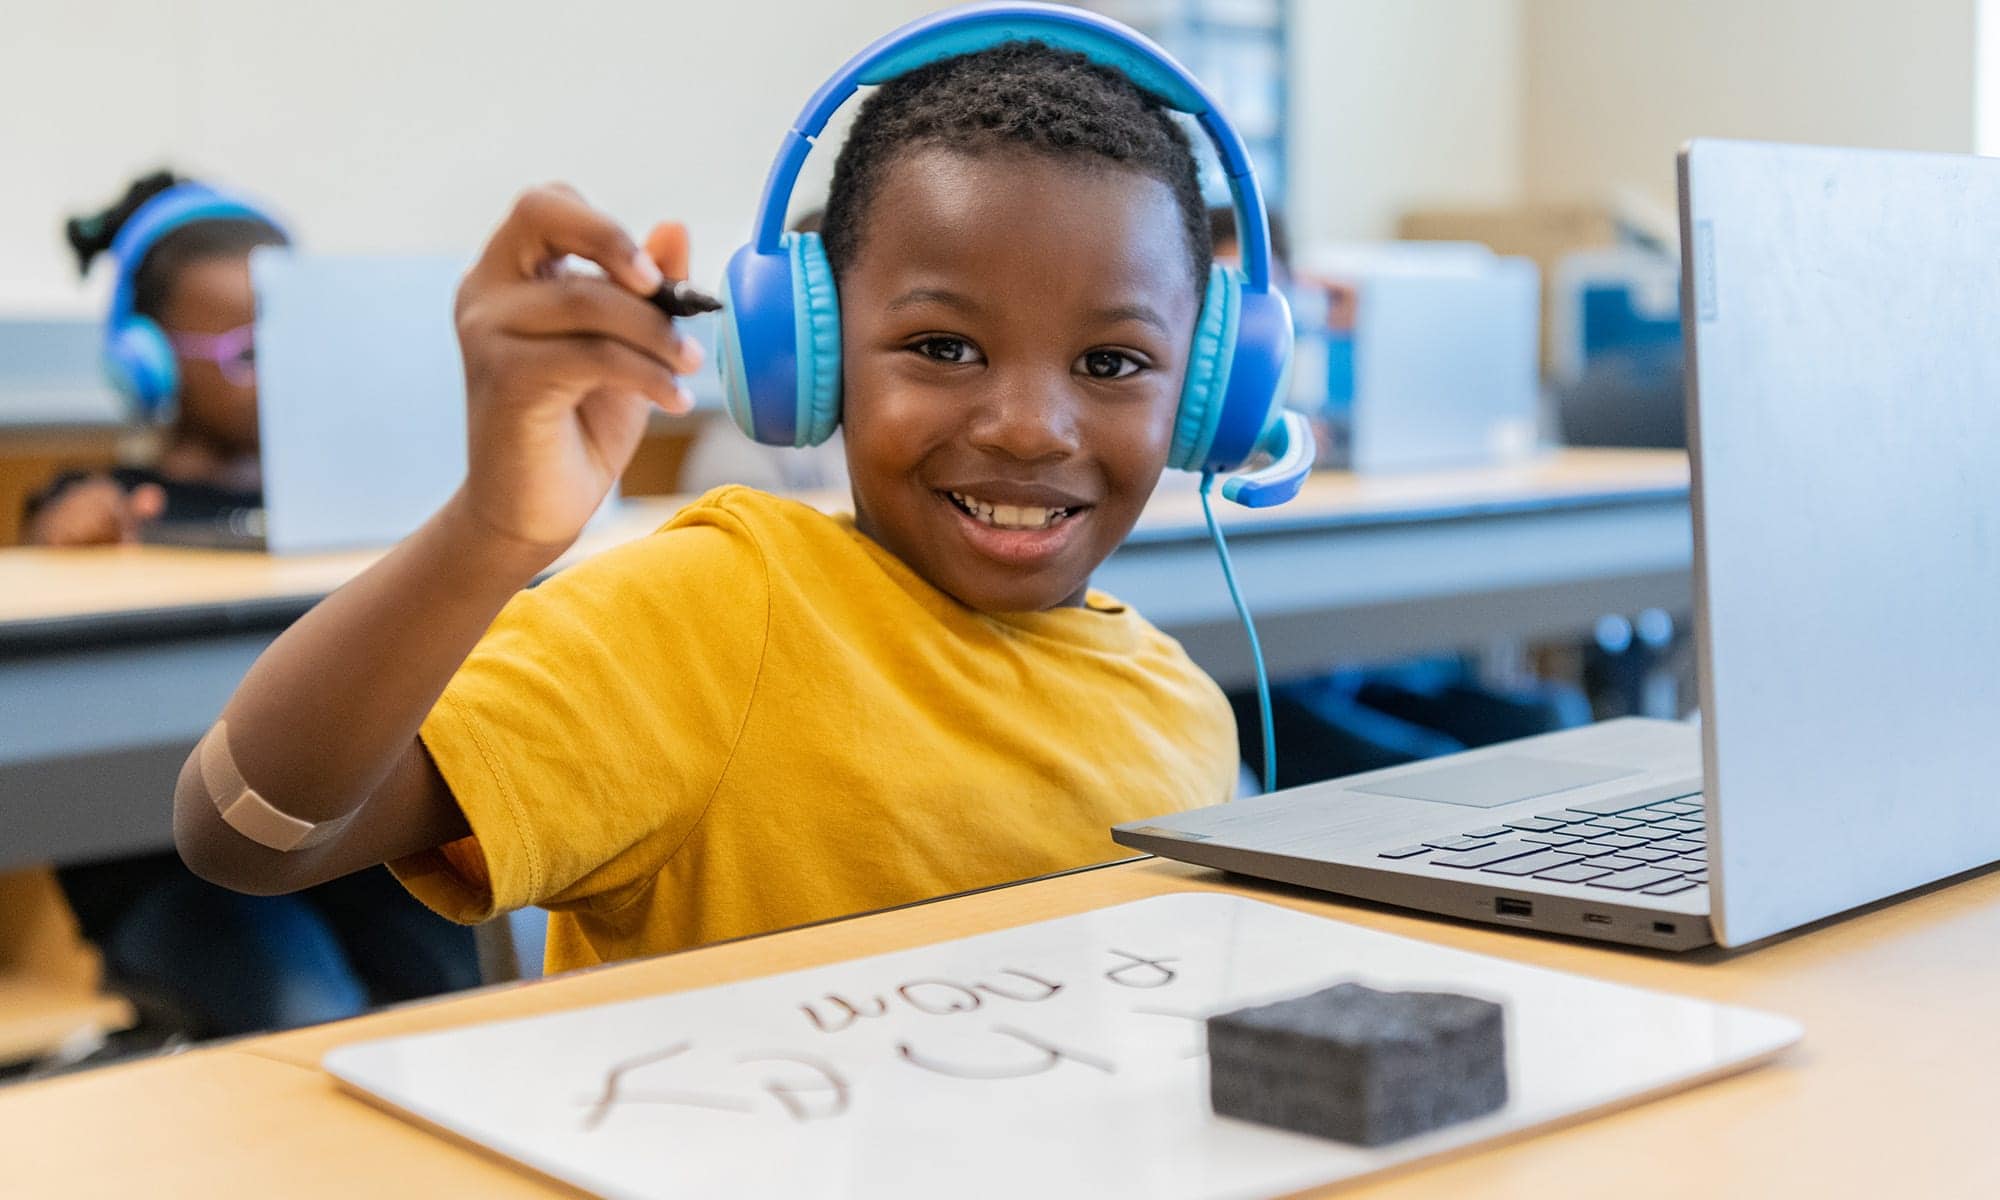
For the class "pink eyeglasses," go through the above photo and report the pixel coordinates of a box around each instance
[166,322,257,387]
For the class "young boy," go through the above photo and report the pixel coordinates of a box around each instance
[175,42,1239,973]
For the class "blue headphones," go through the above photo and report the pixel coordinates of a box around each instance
[101,182,287,421]
[718,1,1314,508]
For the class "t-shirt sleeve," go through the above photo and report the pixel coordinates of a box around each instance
[391,501,771,922]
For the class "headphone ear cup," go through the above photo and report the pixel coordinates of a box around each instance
[1208,286,1294,471]
[716,255,761,441]
[104,316,178,422]
[788,233,842,446]
[719,243,799,445]
[1169,265,1240,472]
[717,234,844,448]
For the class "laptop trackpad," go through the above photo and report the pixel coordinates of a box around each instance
[1350,756,1638,809]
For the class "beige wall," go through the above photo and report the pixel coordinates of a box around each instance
[1287,0,1986,242]
[1289,0,1524,245]
[1520,0,1980,213]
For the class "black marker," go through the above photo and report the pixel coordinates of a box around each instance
[648,279,724,319]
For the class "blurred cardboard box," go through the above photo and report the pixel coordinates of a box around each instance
[1397,203,1627,374]
[1298,242,1541,474]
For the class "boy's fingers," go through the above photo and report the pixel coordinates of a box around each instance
[515,335,687,414]
[478,276,705,375]
[473,185,663,295]
[643,222,690,282]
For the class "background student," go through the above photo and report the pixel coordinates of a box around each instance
[26,171,271,545]
[24,171,479,1043]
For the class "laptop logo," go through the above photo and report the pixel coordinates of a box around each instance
[1693,219,1718,322]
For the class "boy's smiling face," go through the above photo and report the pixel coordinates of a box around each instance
[839,147,1202,612]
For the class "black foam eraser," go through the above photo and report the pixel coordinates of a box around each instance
[1206,981,1507,1146]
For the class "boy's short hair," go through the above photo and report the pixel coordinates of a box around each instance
[820,41,1213,293]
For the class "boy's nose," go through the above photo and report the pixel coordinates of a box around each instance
[966,370,1081,463]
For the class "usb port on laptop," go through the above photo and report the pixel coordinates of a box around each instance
[1494,897,1533,917]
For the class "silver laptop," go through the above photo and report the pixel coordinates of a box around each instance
[1116,139,2000,951]
[148,251,472,553]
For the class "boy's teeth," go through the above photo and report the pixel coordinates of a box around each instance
[949,491,1069,530]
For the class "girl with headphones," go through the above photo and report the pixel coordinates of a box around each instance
[24,172,280,546]
[29,172,480,1044]
[172,5,1308,977]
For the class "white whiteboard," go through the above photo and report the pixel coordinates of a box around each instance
[326,895,1798,1198]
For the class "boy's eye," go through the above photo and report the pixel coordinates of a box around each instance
[1079,349,1142,380]
[911,336,982,365]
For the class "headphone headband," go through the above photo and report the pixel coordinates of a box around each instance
[749,1,1274,290]
[105,183,286,330]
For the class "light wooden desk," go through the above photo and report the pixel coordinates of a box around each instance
[0,450,1692,869]
[3,856,1996,1197]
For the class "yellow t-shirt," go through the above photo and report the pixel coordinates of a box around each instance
[393,486,1236,973]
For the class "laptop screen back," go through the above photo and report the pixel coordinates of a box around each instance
[252,250,470,555]
[1680,140,2000,945]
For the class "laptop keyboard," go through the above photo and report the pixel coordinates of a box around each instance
[1376,793,1707,896]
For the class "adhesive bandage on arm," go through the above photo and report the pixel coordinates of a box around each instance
[199,719,351,852]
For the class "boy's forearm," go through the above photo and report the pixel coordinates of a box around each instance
[175,489,562,886]
[226,488,557,812]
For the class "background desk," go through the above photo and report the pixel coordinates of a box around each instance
[2,855,1996,1197]
[0,449,1690,870]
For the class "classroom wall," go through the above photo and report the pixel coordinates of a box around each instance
[2,0,1534,314]
[0,0,940,312]
[1980,0,2000,154]
[7,2,1984,311]
[1287,0,1523,246]
[1518,0,1981,213]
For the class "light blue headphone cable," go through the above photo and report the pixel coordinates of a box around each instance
[1200,470,1276,795]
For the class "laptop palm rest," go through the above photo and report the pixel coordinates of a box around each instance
[1351,756,1640,809]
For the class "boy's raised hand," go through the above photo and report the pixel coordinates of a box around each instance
[453,185,703,556]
